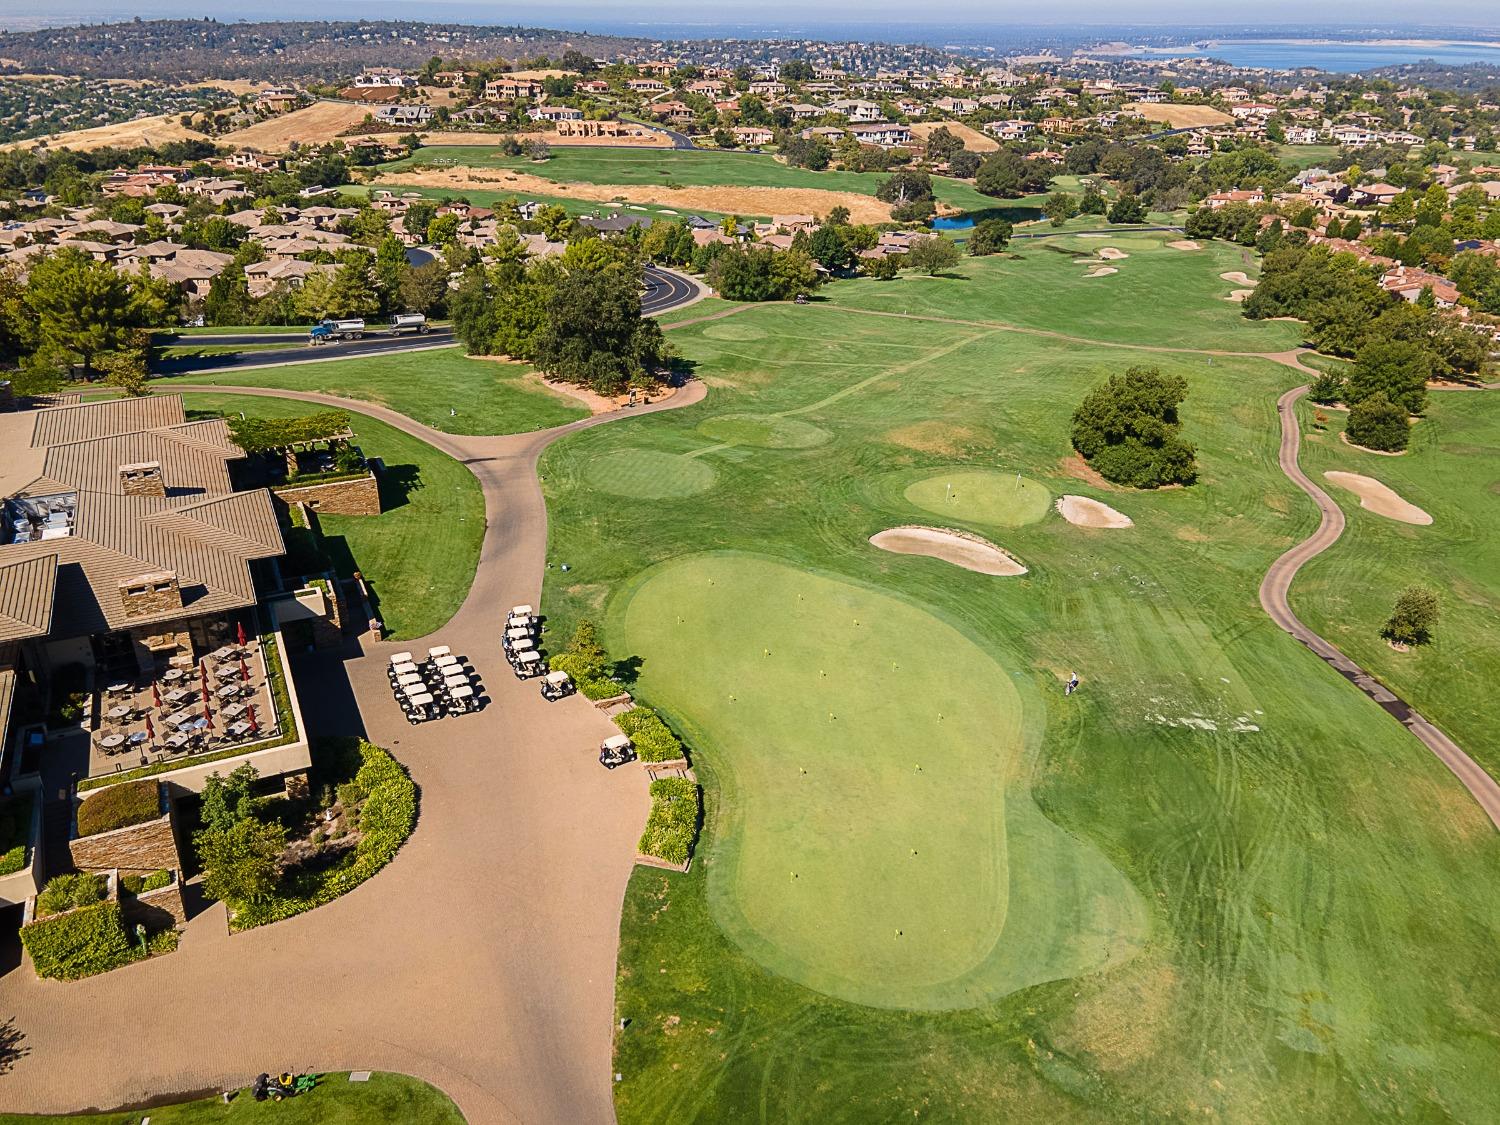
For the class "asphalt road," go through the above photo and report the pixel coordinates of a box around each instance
[1260,385,1500,829]
[154,267,702,376]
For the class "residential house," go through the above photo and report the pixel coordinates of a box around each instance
[1204,189,1266,208]
[485,77,546,101]
[849,122,912,147]
[1381,265,1461,308]
[374,105,433,127]
[732,126,774,147]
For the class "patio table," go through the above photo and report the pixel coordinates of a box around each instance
[217,684,241,700]
[227,720,253,739]
[214,665,241,681]
[165,707,199,728]
[105,681,132,695]
[222,701,248,720]
[99,733,125,750]
[105,705,130,722]
[162,668,184,682]
[163,731,191,750]
[164,687,191,705]
[210,645,239,662]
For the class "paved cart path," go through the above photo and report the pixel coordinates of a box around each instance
[0,382,705,1125]
[1260,386,1500,829]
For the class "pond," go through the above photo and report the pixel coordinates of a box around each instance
[930,216,975,231]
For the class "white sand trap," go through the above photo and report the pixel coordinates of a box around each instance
[1224,289,1254,302]
[1056,495,1134,529]
[870,526,1026,576]
[1098,247,1129,260]
[1220,271,1256,286]
[1085,266,1118,277]
[1167,239,1202,251]
[1323,472,1432,525]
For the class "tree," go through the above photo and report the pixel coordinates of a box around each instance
[875,168,933,206]
[25,248,136,376]
[197,817,284,907]
[199,764,260,835]
[1044,191,1079,228]
[1306,370,1347,405]
[967,217,1013,256]
[1345,391,1410,452]
[533,266,667,394]
[1079,185,1108,215]
[1106,193,1147,224]
[398,259,450,314]
[949,150,982,179]
[808,224,853,271]
[97,331,151,397]
[974,150,1050,198]
[1346,338,1432,415]
[1382,586,1438,646]
[862,254,900,279]
[904,236,960,275]
[923,125,964,164]
[1070,365,1198,488]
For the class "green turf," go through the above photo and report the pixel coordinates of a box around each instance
[533,294,1500,1121]
[695,414,830,449]
[1291,392,1500,781]
[614,552,1144,1009]
[0,1072,465,1123]
[155,347,585,436]
[155,343,295,358]
[902,470,1051,527]
[184,393,484,641]
[585,448,717,499]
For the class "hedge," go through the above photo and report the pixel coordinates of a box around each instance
[637,778,700,867]
[122,870,171,895]
[76,780,160,837]
[228,410,351,453]
[0,795,32,876]
[21,901,136,980]
[614,707,686,764]
[229,738,415,930]
[548,653,621,700]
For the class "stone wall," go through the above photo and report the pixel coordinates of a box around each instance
[69,812,182,876]
[121,877,188,929]
[276,473,380,516]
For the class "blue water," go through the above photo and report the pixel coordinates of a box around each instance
[931,216,975,231]
[1120,39,1500,72]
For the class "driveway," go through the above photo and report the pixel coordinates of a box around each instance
[0,383,707,1123]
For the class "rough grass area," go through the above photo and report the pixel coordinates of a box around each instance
[535,292,1500,1121]
[0,1071,466,1123]
[75,780,159,837]
[157,348,585,437]
[185,394,484,640]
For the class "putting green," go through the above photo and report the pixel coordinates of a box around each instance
[905,470,1052,527]
[585,449,716,499]
[614,553,1145,1010]
[696,414,832,449]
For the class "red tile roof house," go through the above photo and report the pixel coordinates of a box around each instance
[1204,189,1266,209]
[1350,183,1403,207]
[1380,266,1462,309]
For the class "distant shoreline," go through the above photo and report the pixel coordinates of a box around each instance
[1095,36,1500,56]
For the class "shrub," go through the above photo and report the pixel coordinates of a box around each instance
[36,872,105,917]
[121,870,171,896]
[21,901,136,980]
[1307,371,1346,404]
[0,795,32,877]
[76,780,160,837]
[48,662,88,727]
[614,707,686,763]
[1345,391,1410,452]
[637,778,700,867]
[1070,366,1198,488]
[336,781,366,808]
[1383,586,1439,646]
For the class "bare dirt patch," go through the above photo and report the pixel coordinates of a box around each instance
[222,100,372,150]
[1122,101,1233,128]
[1097,247,1129,260]
[1220,271,1256,286]
[372,167,892,223]
[908,120,998,152]
[1167,239,1202,251]
[870,526,1027,576]
[1323,471,1431,524]
[1058,452,1120,490]
[882,420,987,455]
[1057,959,1180,1073]
[1056,495,1134,529]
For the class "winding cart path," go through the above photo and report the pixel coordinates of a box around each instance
[0,382,705,1124]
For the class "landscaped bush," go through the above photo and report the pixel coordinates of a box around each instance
[1345,391,1410,452]
[228,738,416,930]
[614,707,686,764]
[76,780,160,837]
[47,662,88,727]
[121,870,171,896]
[549,619,625,699]
[1070,365,1198,488]
[0,795,33,876]
[35,872,105,917]
[228,410,351,453]
[21,901,135,980]
[637,778,700,867]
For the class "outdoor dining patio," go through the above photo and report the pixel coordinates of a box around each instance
[87,621,281,777]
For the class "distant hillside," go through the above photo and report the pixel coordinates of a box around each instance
[0,19,654,81]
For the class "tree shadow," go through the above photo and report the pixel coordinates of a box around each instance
[0,1015,28,1074]
[375,463,422,510]
[611,654,645,688]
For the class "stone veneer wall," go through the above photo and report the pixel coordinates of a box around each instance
[69,813,182,876]
[276,473,380,515]
[121,878,188,929]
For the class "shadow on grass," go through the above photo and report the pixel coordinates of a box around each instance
[375,463,422,510]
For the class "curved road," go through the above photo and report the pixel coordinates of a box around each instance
[1260,386,1500,828]
[0,380,707,1122]
[154,267,703,377]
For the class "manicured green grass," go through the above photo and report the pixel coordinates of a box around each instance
[819,230,1305,352]
[614,552,1144,1010]
[385,146,998,211]
[536,295,1500,1121]
[903,469,1051,526]
[156,344,295,359]
[1291,392,1500,780]
[1273,143,1343,169]
[655,297,738,327]
[184,393,484,641]
[0,1072,465,1123]
[156,348,585,436]
[170,324,310,336]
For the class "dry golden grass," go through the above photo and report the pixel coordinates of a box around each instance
[1123,102,1233,128]
[909,120,998,152]
[220,100,372,150]
[1,113,208,152]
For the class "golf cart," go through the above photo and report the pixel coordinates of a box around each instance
[504,625,533,651]
[540,669,574,701]
[507,604,536,630]
[600,734,635,769]
[512,650,545,680]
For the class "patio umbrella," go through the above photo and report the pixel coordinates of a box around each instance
[239,655,250,683]
[199,661,210,703]
[151,682,161,710]
[247,703,258,735]
[236,620,247,647]
[202,704,213,728]
[145,715,155,745]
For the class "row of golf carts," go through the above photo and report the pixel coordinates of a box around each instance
[388,645,481,723]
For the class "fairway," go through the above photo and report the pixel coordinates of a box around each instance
[696,414,831,448]
[904,470,1051,526]
[615,553,1144,1009]
[586,449,717,498]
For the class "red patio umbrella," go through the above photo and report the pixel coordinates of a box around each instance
[199,661,210,704]
[239,655,250,683]
[236,620,247,647]
[151,682,162,710]
[145,715,155,745]
[246,702,258,735]
[202,704,213,728]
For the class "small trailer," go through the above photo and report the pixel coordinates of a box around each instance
[389,312,430,335]
[309,318,366,344]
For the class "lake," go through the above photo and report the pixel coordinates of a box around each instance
[1117,39,1500,72]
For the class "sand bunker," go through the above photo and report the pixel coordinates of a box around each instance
[1098,247,1129,260]
[870,527,1026,576]
[1224,289,1254,302]
[1220,271,1256,286]
[1056,495,1133,529]
[1323,472,1432,525]
[1085,267,1118,278]
[1167,240,1202,251]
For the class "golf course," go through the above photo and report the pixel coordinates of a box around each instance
[530,228,1500,1122]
